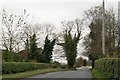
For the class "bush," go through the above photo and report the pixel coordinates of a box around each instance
[94,58,120,79]
[2,62,58,74]
[2,50,22,62]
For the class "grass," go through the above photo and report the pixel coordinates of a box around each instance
[92,69,105,78]
[91,69,112,80]
[2,68,64,79]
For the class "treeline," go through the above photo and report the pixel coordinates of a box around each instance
[1,9,83,69]
[1,5,120,68]
[1,10,56,63]
[85,6,120,79]
[2,33,56,63]
[83,6,120,69]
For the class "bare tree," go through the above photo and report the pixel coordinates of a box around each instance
[83,6,118,58]
[1,9,28,52]
[82,35,91,57]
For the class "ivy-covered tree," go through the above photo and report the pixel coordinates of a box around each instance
[57,19,82,68]
[42,35,56,63]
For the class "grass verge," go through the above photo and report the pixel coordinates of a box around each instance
[2,68,64,79]
[91,69,111,80]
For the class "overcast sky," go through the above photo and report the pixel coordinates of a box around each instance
[0,0,119,26]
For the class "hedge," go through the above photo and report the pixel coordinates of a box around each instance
[94,58,120,79]
[2,62,58,74]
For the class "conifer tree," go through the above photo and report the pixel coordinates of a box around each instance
[42,36,56,63]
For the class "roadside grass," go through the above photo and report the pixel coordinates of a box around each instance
[0,75,2,80]
[91,69,110,80]
[2,68,64,79]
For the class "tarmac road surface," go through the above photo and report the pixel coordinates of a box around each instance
[23,66,92,80]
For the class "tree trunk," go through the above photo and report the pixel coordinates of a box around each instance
[92,60,95,69]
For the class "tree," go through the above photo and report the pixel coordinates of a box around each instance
[83,7,104,67]
[1,9,28,52]
[83,6,118,60]
[82,35,91,57]
[25,38,29,55]
[22,23,55,49]
[105,8,118,57]
[24,34,43,62]
[118,22,120,58]
[22,22,56,62]
[74,57,84,67]
[22,23,43,47]
[82,6,119,69]
[57,19,83,68]
[36,23,56,63]
[41,35,56,63]
[1,9,28,61]
[89,19,103,69]
[28,33,39,61]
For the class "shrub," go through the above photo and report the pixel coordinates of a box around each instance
[2,50,22,62]
[2,62,58,74]
[94,58,120,79]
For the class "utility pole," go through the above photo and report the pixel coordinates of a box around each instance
[118,1,120,57]
[102,0,105,55]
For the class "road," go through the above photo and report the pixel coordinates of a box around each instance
[23,66,92,80]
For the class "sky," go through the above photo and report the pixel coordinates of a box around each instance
[0,0,119,62]
[0,0,119,26]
